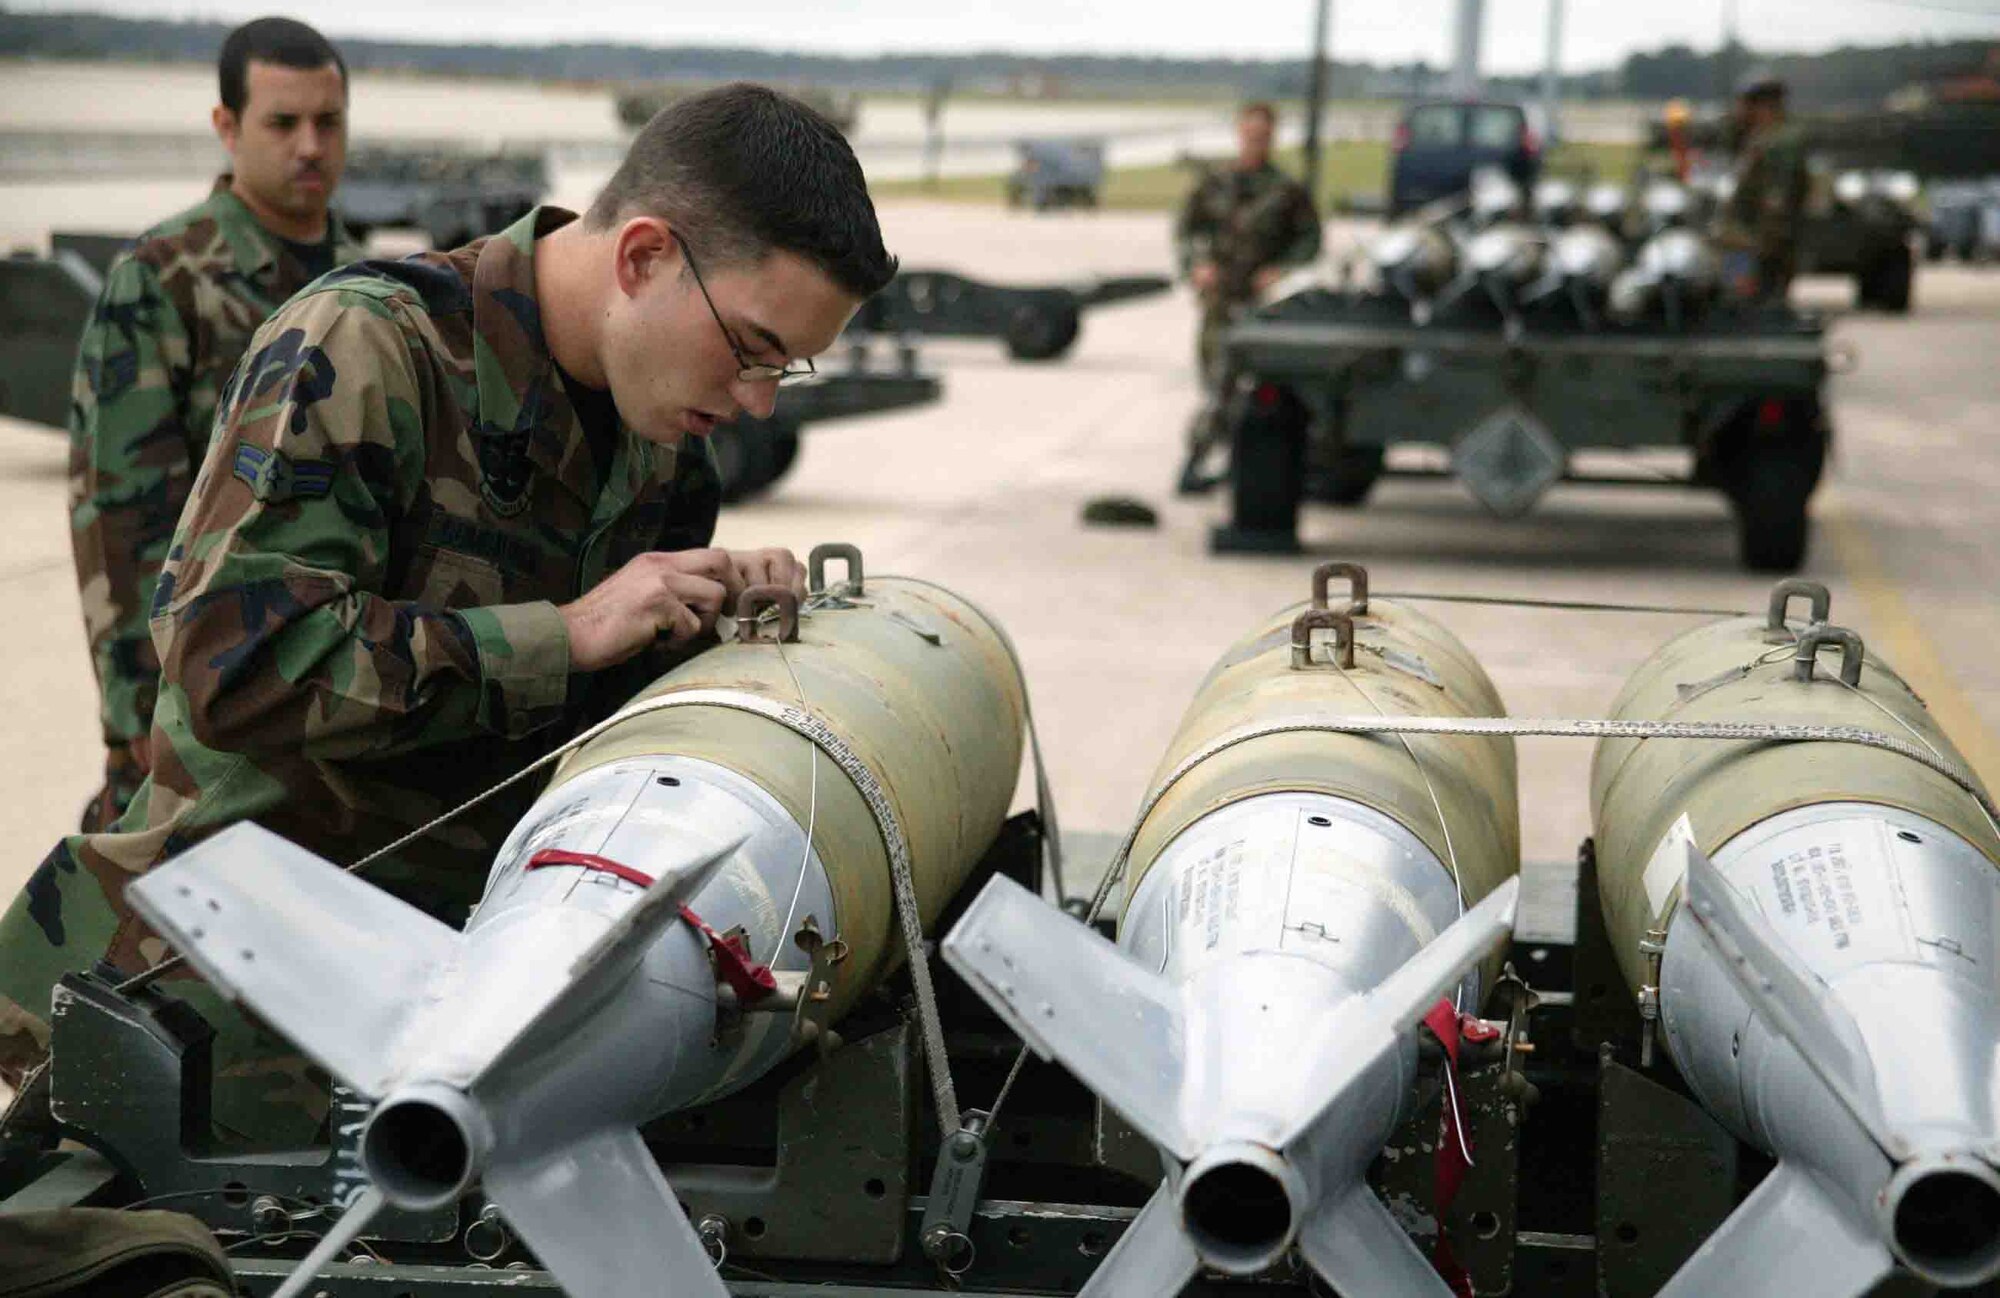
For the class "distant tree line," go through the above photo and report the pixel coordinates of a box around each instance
[0,8,1990,109]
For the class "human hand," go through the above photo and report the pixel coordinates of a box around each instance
[1251,265,1286,295]
[728,547,806,598]
[1190,261,1220,295]
[559,548,737,670]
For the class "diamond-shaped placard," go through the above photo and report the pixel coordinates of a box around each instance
[1453,404,1566,516]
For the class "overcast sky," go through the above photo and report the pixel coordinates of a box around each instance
[15,0,2000,70]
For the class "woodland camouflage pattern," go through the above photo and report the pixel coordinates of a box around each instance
[0,206,722,1132]
[1717,121,1810,298]
[1173,162,1322,378]
[69,176,364,829]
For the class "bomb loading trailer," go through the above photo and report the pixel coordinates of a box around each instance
[5,561,1997,1298]
[1205,289,1833,573]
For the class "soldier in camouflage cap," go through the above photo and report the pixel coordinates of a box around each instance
[1715,67,1810,303]
[0,84,897,1137]
[70,18,363,835]
[1173,102,1322,491]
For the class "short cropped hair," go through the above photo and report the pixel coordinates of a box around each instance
[219,17,347,115]
[586,83,898,300]
[1239,101,1278,125]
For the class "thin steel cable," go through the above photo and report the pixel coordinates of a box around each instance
[1370,591,1750,618]
[771,637,821,964]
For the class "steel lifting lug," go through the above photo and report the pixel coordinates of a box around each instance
[736,585,801,644]
[1311,560,1369,614]
[808,541,865,600]
[1291,608,1357,670]
[1763,578,1831,644]
[1793,624,1865,687]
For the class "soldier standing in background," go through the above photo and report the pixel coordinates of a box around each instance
[69,18,362,833]
[1173,101,1322,492]
[1715,68,1810,303]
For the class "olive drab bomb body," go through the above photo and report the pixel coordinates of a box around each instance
[127,544,1029,1298]
[1590,578,2000,1296]
[946,562,1521,1298]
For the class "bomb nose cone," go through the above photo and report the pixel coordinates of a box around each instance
[1178,1142,1307,1276]
[361,1082,492,1212]
[1885,1156,2000,1288]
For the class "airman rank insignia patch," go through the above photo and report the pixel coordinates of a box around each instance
[233,444,335,502]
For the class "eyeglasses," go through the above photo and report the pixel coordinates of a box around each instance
[672,232,816,386]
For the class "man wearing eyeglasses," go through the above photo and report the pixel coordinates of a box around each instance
[0,84,897,1126]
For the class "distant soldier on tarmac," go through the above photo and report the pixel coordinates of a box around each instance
[1715,67,1810,303]
[68,18,363,833]
[1173,101,1322,491]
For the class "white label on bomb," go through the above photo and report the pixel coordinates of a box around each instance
[1748,817,1918,971]
[1644,812,1699,919]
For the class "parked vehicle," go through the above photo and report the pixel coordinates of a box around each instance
[1388,100,1543,216]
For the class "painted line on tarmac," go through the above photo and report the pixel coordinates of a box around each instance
[1824,502,2000,791]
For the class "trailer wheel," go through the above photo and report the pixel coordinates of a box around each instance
[1722,399,1827,573]
[765,415,802,483]
[711,420,777,503]
[1307,446,1385,507]
[1005,299,1081,361]
[1858,242,1913,313]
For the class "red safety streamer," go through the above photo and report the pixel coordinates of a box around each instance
[1422,999,1502,1298]
[525,848,657,889]
[677,904,780,1006]
[524,848,777,1005]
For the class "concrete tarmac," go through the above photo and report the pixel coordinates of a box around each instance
[3,203,1996,948]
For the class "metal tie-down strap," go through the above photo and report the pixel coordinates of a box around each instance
[617,687,962,1135]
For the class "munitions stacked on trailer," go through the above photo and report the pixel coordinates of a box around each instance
[4,561,1997,1298]
[1196,171,1833,573]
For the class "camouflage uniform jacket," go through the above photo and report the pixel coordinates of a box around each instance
[0,206,721,1082]
[1173,162,1323,305]
[1717,121,1810,287]
[69,176,365,795]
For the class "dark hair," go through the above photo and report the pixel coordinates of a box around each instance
[1239,101,1277,125]
[586,83,897,300]
[219,17,347,116]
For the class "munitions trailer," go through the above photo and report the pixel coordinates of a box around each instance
[1205,290,1832,572]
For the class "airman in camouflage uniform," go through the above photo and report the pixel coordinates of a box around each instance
[1174,102,1323,383]
[0,85,896,1140]
[1174,102,1322,491]
[70,19,361,833]
[1715,69,1810,303]
[73,185,364,830]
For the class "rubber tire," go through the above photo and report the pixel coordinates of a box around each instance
[1307,446,1385,507]
[1004,299,1082,361]
[765,416,802,483]
[1864,243,1912,314]
[1722,402,1827,573]
[711,421,777,504]
[1866,242,1914,313]
[1219,384,1309,545]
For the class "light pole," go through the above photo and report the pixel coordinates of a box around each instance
[1303,0,1333,200]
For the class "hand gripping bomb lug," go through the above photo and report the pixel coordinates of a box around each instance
[123,544,1027,1298]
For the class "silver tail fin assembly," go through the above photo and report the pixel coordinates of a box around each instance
[943,874,1519,1297]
